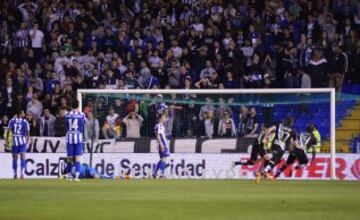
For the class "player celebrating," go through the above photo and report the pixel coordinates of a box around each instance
[65,100,86,181]
[274,124,318,179]
[153,108,170,179]
[6,110,30,179]
[258,116,296,181]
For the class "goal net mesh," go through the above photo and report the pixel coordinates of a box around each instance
[79,91,353,154]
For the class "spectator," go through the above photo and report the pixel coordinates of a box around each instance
[123,111,144,138]
[195,77,214,89]
[124,70,139,89]
[218,111,236,137]
[199,60,216,79]
[2,78,17,116]
[0,115,9,138]
[350,41,360,83]
[237,106,249,137]
[300,68,312,88]
[308,48,328,88]
[0,0,359,139]
[215,98,233,120]
[244,54,264,88]
[40,108,56,137]
[29,74,44,94]
[29,23,44,61]
[54,108,67,137]
[102,106,119,139]
[202,110,217,139]
[85,112,100,142]
[14,22,29,64]
[199,97,215,120]
[26,111,40,137]
[26,93,43,120]
[245,108,259,138]
[13,93,27,114]
[153,60,168,88]
[223,72,238,88]
[104,69,117,89]
[329,46,347,92]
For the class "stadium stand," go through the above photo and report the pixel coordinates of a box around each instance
[0,0,359,150]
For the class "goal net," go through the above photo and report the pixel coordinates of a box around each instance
[77,88,344,180]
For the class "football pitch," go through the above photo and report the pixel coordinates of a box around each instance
[0,179,359,220]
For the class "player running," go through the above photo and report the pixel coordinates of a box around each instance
[6,110,30,179]
[274,124,318,179]
[231,127,273,167]
[152,106,170,179]
[257,116,296,182]
[65,100,86,181]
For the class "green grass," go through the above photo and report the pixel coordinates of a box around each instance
[0,180,359,220]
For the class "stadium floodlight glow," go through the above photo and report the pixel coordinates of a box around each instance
[77,88,337,180]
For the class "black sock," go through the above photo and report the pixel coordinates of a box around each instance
[275,164,287,177]
[234,160,255,166]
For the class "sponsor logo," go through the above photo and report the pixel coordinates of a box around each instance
[120,159,206,178]
[25,159,60,176]
[0,154,359,180]
[350,159,360,180]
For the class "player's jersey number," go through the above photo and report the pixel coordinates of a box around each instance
[68,119,79,132]
[14,124,22,135]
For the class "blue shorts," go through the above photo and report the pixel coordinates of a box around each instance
[67,143,84,157]
[159,146,170,158]
[12,144,26,154]
[85,167,96,178]
[79,164,96,178]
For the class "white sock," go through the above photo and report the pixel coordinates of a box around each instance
[264,165,272,173]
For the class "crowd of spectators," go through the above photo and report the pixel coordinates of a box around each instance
[1,0,360,139]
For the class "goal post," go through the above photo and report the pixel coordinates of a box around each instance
[77,88,337,180]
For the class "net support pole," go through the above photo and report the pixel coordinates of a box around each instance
[330,89,336,180]
[77,91,83,110]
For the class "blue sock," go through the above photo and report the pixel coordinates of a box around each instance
[20,159,26,175]
[12,159,18,176]
[154,160,161,176]
[99,175,114,179]
[159,160,167,176]
[66,162,73,177]
[159,160,166,172]
[75,161,81,178]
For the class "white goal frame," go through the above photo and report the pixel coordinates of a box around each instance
[77,88,337,180]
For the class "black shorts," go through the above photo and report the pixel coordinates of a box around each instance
[250,142,268,162]
[286,148,308,165]
[270,144,285,165]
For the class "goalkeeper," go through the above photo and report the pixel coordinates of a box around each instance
[62,163,116,179]
[274,124,318,179]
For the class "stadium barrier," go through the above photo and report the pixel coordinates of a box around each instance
[0,153,359,180]
[0,136,255,153]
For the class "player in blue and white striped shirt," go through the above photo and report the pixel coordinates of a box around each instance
[65,100,85,181]
[153,109,170,179]
[7,110,30,179]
